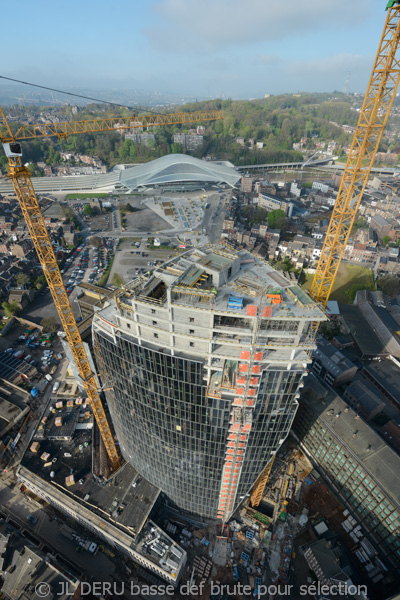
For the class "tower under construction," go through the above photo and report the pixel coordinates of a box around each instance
[93,244,325,521]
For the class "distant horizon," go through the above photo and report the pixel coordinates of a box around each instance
[0,83,364,110]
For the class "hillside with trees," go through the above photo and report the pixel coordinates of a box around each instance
[0,92,381,173]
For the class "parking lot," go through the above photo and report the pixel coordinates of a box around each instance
[108,237,180,285]
[62,238,116,292]
[1,325,65,387]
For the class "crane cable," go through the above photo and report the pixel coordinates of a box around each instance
[0,75,162,114]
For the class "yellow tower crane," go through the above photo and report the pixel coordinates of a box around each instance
[0,106,223,473]
[250,0,400,508]
[310,1,400,307]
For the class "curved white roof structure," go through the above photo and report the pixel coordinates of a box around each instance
[117,154,240,191]
[0,154,240,195]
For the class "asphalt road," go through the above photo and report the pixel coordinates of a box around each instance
[0,483,116,582]
[202,193,226,243]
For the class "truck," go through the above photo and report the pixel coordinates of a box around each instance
[60,525,98,554]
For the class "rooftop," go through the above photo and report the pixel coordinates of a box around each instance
[313,338,357,376]
[117,243,326,322]
[19,397,186,582]
[344,377,384,413]
[0,522,79,600]
[363,359,400,404]
[301,374,400,510]
[21,398,159,536]
[118,154,241,191]
[340,304,388,357]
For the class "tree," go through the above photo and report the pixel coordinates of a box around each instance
[268,209,286,229]
[90,236,101,248]
[2,301,20,318]
[83,204,94,216]
[34,274,47,290]
[40,317,57,333]
[383,235,390,245]
[377,274,400,297]
[16,273,31,288]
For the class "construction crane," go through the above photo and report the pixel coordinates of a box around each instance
[0,106,223,472]
[310,1,400,307]
[250,1,400,508]
[249,455,276,508]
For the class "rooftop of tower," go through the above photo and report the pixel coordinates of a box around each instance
[116,243,326,321]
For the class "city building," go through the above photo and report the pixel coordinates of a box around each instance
[370,214,392,239]
[17,399,186,585]
[340,303,400,359]
[0,523,80,600]
[303,539,354,589]
[0,379,30,438]
[173,133,204,151]
[241,176,253,193]
[362,360,400,410]
[93,244,326,521]
[311,338,357,387]
[257,193,293,217]
[342,377,385,421]
[292,375,400,569]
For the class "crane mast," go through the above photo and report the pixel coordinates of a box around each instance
[250,1,400,508]
[310,2,400,306]
[0,105,223,472]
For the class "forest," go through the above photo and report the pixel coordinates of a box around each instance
[0,92,386,174]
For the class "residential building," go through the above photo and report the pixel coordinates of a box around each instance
[292,375,400,569]
[241,176,253,193]
[258,193,293,217]
[311,338,357,387]
[0,524,79,600]
[173,133,203,151]
[342,377,385,421]
[290,182,302,198]
[370,214,392,239]
[93,244,326,521]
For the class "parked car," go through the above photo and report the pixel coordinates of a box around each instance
[27,515,37,524]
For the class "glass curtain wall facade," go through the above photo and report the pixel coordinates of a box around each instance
[94,328,305,519]
[92,245,325,520]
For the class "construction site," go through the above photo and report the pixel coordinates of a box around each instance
[0,2,399,596]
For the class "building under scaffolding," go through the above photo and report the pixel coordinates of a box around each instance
[93,244,326,521]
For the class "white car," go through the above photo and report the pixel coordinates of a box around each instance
[52,382,60,393]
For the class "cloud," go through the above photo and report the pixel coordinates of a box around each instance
[285,53,372,76]
[145,0,373,51]
[250,54,283,66]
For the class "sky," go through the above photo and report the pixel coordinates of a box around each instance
[0,0,390,101]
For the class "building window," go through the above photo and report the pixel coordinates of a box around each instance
[189,317,195,323]
[153,321,157,326]
[154,333,158,339]
[151,309,156,314]
[189,329,194,334]
[127,323,131,329]
[190,342,194,347]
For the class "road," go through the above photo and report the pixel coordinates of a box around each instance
[203,193,226,243]
[0,482,116,582]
